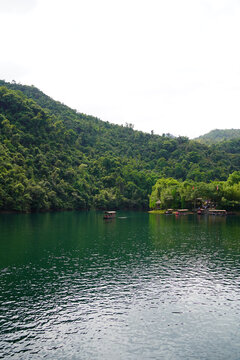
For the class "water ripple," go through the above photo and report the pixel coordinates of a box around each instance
[1,212,240,359]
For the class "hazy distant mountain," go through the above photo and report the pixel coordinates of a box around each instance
[195,129,240,144]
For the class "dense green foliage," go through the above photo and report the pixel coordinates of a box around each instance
[195,128,240,144]
[150,172,240,210]
[0,83,158,211]
[1,80,240,212]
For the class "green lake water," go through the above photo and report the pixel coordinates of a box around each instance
[0,211,240,359]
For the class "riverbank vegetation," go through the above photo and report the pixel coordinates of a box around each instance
[149,172,240,211]
[1,80,240,212]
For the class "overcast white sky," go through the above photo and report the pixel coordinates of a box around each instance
[0,0,240,138]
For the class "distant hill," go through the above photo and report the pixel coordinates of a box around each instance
[195,129,240,144]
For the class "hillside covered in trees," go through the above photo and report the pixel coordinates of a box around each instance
[1,80,240,212]
[195,128,240,144]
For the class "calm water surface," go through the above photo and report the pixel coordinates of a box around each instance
[0,211,240,359]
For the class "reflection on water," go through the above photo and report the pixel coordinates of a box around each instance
[0,211,240,359]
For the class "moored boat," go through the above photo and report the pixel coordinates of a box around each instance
[208,209,227,216]
[103,211,116,219]
[176,209,189,215]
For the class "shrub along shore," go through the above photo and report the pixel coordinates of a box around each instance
[149,173,240,211]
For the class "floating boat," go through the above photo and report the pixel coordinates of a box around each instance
[208,209,227,216]
[175,209,189,215]
[197,208,205,215]
[103,211,116,219]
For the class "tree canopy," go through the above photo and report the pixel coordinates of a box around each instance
[150,172,240,210]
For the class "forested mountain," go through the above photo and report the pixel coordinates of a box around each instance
[195,129,240,144]
[1,80,240,212]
